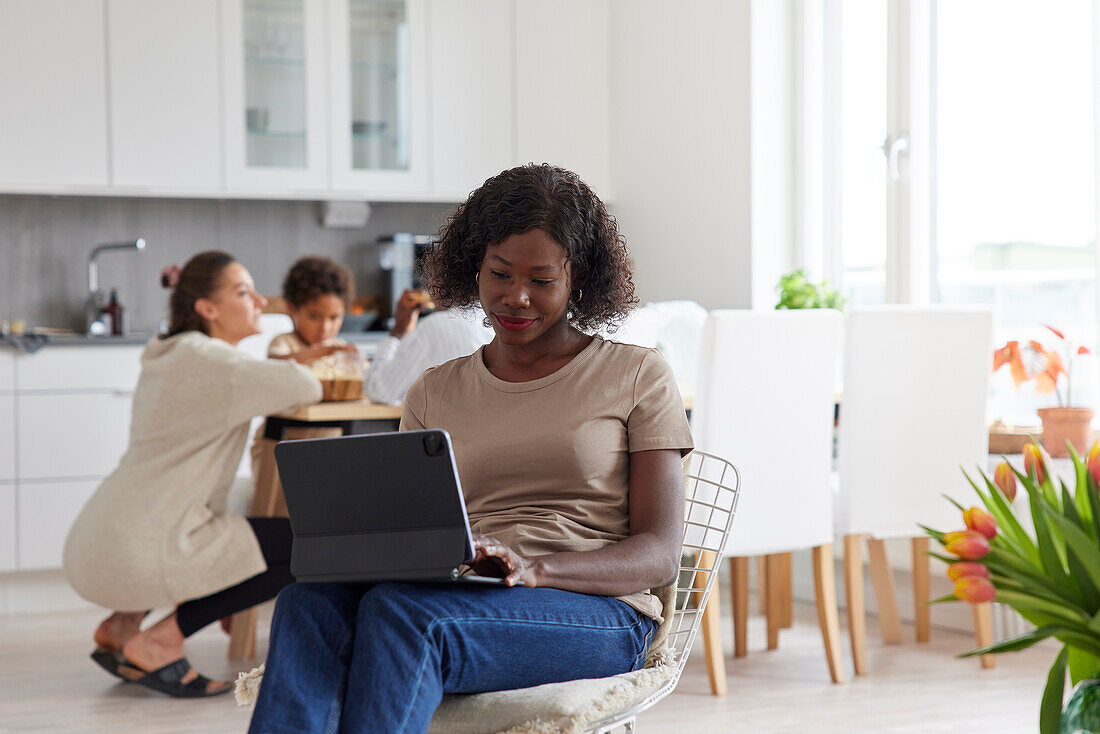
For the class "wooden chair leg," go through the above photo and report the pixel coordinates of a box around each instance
[695,550,727,695]
[730,556,749,658]
[912,537,931,643]
[765,554,783,650]
[972,602,995,669]
[812,544,845,684]
[866,538,903,644]
[843,534,867,675]
[756,555,768,616]
[778,552,793,629]
[228,437,281,659]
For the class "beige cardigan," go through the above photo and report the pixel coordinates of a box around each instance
[63,332,321,611]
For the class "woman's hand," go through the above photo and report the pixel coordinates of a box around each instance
[470,534,538,587]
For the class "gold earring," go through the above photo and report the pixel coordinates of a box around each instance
[475,272,480,284]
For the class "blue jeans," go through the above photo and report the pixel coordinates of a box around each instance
[247,582,656,734]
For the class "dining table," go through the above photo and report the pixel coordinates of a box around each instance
[228,397,403,659]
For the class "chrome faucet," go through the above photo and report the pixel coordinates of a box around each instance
[86,238,146,335]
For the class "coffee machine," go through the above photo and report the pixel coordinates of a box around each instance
[376,233,435,323]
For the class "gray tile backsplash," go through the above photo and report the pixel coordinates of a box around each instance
[0,195,455,333]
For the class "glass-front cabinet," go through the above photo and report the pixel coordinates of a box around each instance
[222,0,329,191]
[329,0,428,193]
[221,0,426,195]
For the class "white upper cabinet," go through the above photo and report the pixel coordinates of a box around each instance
[514,0,611,198]
[427,0,514,199]
[0,0,108,189]
[329,0,429,195]
[222,0,330,193]
[107,0,222,190]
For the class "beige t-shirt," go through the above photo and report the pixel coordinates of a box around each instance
[399,335,694,621]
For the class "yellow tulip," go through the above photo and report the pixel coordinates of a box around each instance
[963,507,997,540]
[994,462,1017,501]
[954,575,995,603]
[946,561,989,581]
[944,530,991,560]
[1024,443,1047,485]
[1088,442,1100,488]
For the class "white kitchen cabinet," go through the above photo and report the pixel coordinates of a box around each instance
[328,0,429,195]
[514,0,611,198]
[17,480,98,570]
[0,396,14,483]
[427,0,514,199]
[0,352,12,393]
[17,393,133,480]
[0,484,14,572]
[222,0,331,193]
[0,0,108,189]
[15,346,142,392]
[0,351,13,391]
[107,0,223,190]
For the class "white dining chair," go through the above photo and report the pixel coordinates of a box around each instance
[690,309,846,685]
[834,306,991,673]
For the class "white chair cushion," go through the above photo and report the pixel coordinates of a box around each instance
[236,663,675,734]
[427,664,675,734]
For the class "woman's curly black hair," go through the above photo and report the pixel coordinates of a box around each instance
[420,163,637,333]
[282,256,355,309]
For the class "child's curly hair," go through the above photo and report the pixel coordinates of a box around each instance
[282,256,355,309]
[420,163,637,333]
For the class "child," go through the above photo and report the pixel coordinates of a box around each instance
[268,255,360,365]
[250,256,361,515]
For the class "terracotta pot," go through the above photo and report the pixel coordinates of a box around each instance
[1037,407,1095,457]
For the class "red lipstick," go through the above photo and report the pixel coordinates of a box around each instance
[495,314,536,331]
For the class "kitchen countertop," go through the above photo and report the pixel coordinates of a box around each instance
[2,330,391,350]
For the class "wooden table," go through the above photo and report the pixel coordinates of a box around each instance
[228,398,404,659]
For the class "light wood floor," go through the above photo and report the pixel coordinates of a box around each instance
[0,600,1051,733]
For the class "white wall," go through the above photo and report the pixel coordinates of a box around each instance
[609,0,754,309]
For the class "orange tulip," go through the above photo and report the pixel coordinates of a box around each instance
[944,530,991,560]
[954,575,996,603]
[947,561,990,581]
[963,507,997,539]
[994,462,1017,501]
[1088,442,1100,487]
[1024,443,1047,485]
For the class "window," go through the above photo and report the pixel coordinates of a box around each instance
[825,0,1098,424]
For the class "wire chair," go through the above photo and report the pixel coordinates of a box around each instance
[586,451,742,733]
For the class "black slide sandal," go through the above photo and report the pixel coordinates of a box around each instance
[90,647,127,680]
[117,656,231,698]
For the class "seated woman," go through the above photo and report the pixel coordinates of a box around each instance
[249,164,693,733]
[63,251,322,697]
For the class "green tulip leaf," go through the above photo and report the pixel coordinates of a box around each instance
[975,469,1040,565]
[1087,476,1100,547]
[958,624,1064,657]
[919,524,945,544]
[1039,646,1068,734]
[1069,647,1100,686]
[995,589,1089,627]
[1060,485,1100,611]
[1039,503,1100,606]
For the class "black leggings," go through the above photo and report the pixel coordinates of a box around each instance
[176,517,294,638]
